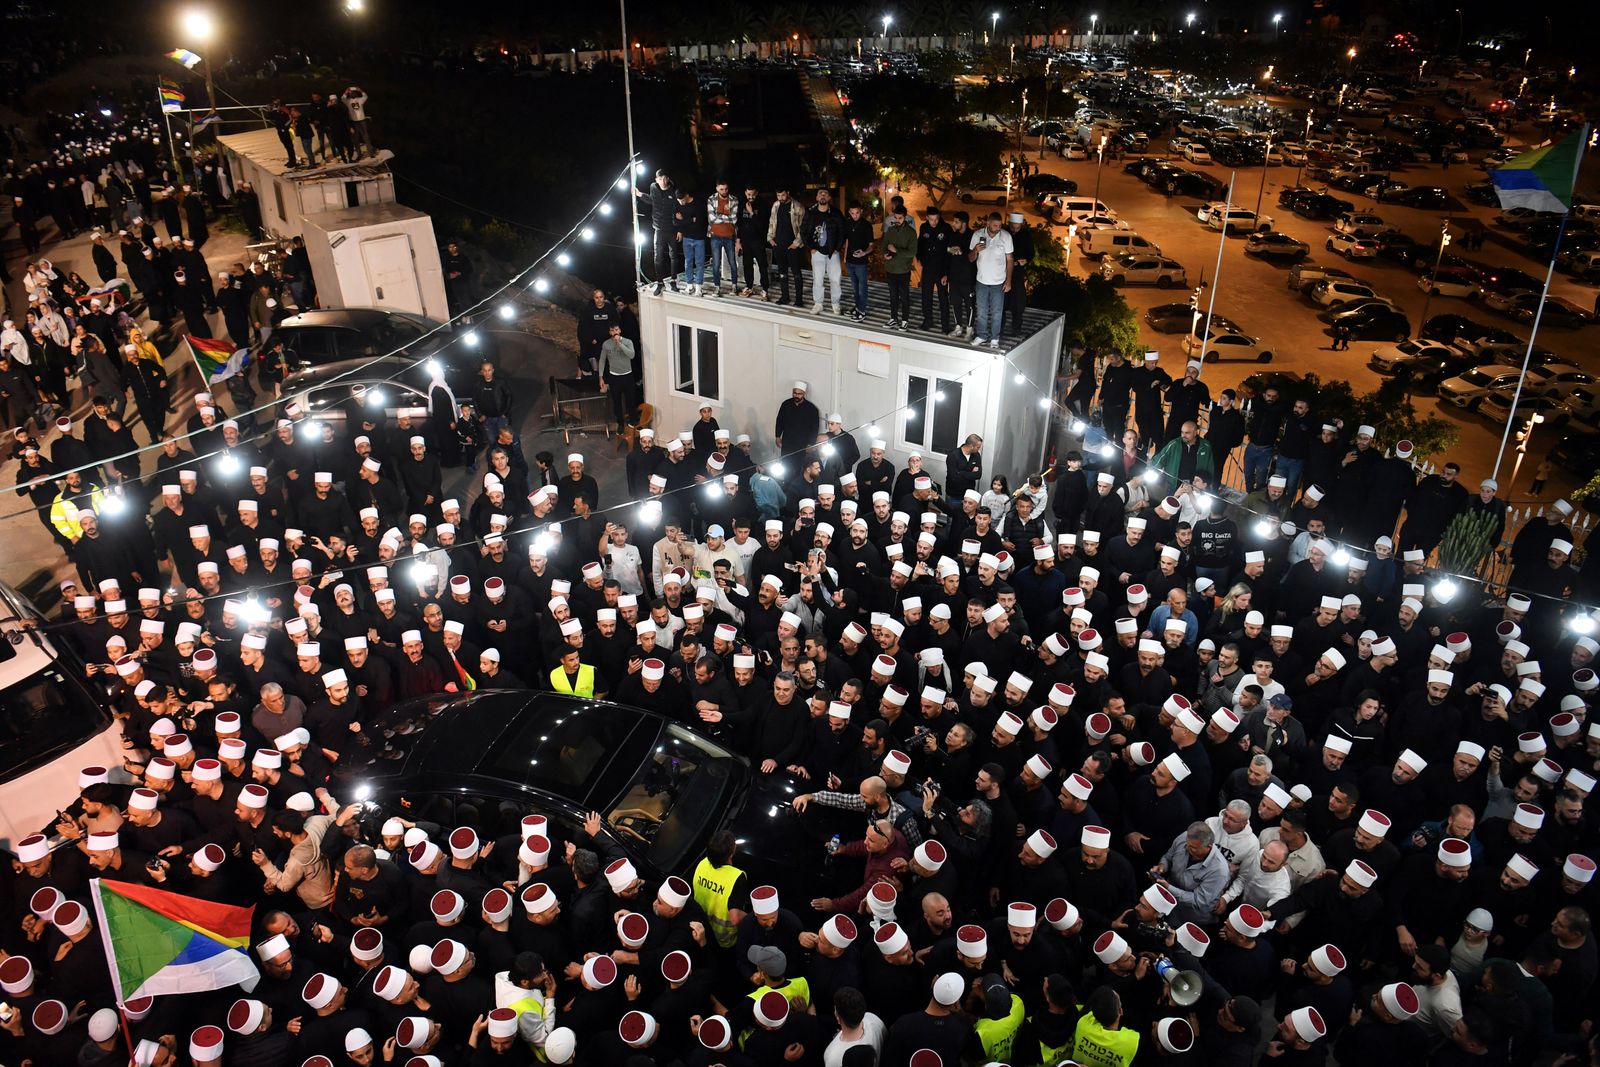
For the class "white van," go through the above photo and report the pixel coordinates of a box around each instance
[1078,229,1160,258]
[1049,198,1116,225]
[0,584,125,851]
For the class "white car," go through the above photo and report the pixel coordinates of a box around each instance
[1182,325,1273,362]
[1099,254,1190,287]
[1279,143,1308,164]
[1417,269,1480,298]
[1478,388,1568,425]
[1060,142,1090,160]
[1439,364,1591,409]
[1368,339,1461,373]
[1209,209,1272,235]
[1311,278,1382,306]
[1183,143,1214,164]
[1325,232,1381,258]
[1334,212,1398,237]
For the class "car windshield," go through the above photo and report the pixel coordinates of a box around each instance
[477,701,645,801]
[606,724,743,873]
[0,655,108,779]
[1461,370,1496,387]
[370,316,427,350]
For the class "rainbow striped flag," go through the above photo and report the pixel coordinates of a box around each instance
[166,48,203,70]
[89,879,257,1000]
[188,335,252,384]
[159,86,186,113]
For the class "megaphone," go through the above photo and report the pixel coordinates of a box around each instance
[1153,956,1204,1006]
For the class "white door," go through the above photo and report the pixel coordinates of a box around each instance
[360,234,424,315]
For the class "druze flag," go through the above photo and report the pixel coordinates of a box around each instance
[1490,127,1589,214]
[187,334,252,384]
[89,878,257,1001]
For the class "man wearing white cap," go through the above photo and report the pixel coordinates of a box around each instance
[774,380,820,453]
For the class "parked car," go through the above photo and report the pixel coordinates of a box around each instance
[1100,254,1189,287]
[1311,278,1383,307]
[1438,367,1529,410]
[1391,353,1476,394]
[1245,232,1311,259]
[1060,142,1090,160]
[1182,324,1273,362]
[1507,294,1592,328]
[1146,302,1212,333]
[1420,314,1511,348]
[1478,388,1568,425]
[1326,303,1412,341]
[1022,174,1079,199]
[1418,267,1482,298]
[1494,207,1559,231]
[1369,338,1466,373]
[1182,143,1214,164]
[1334,212,1399,238]
[956,184,1011,204]
[1475,267,1543,303]
[1288,262,1355,293]
[1390,185,1450,208]
[277,308,497,396]
[1551,431,1600,474]
[1326,232,1382,258]
[1209,209,1273,235]
[1293,193,1355,219]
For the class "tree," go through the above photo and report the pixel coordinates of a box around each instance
[853,79,1007,202]
[1028,269,1141,354]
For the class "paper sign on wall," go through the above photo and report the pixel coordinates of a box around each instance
[858,339,892,379]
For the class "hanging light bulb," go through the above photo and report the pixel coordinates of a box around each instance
[1332,548,1351,566]
[533,278,550,293]
[769,462,786,478]
[599,203,614,216]
[498,303,516,321]
[1432,579,1458,603]
[461,331,479,348]
[581,227,596,241]
[556,252,572,267]
[615,177,629,190]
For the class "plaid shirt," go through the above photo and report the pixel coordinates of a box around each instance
[810,790,923,847]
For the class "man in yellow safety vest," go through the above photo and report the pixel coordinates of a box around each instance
[691,830,748,950]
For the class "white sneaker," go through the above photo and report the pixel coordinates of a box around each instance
[811,303,823,314]
[972,336,988,347]
[988,339,1001,349]
[832,305,842,315]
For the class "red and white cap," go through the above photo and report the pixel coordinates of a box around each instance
[1438,837,1473,868]
[14,833,49,864]
[956,924,988,958]
[1156,1018,1195,1054]
[1380,982,1420,1019]
[430,890,464,923]
[520,813,549,839]
[1564,854,1596,883]
[448,826,479,860]
[1025,753,1053,779]
[1357,809,1391,837]
[31,1000,68,1037]
[582,955,618,988]
[1026,829,1058,858]
[302,972,340,1010]
[86,830,120,852]
[1507,854,1540,882]
[753,989,790,1028]
[52,900,89,936]
[616,912,650,948]
[641,658,665,681]
[750,885,780,915]
[910,1052,944,1067]
[1063,773,1094,801]
[1176,922,1210,956]
[486,1007,519,1039]
[227,999,265,1034]
[1093,930,1130,964]
[195,842,226,871]
[1513,803,1545,829]
[521,882,557,914]
[350,928,384,962]
[1287,1006,1327,1043]
[1045,898,1080,931]
[1229,904,1267,937]
[28,887,62,920]
[408,841,442,870]
[1346,859,1378,887]
[396,1016,432,1049]
[482,888,513,923]
[875,922,910,955]
[914,839,947,872]
[661,950,692,983]
[1085,712,1112,740]
[430,938,468,974]
[1007,902,1038,929]
[657,875,691,908]
[1081,825,1112,850]
[698,1015,733,1051]
[1030,705,1059,732]
[1142,883,1177,916]
[372,965,408,1002]
[519,835,551,868]
[822,914,857,948]
[883,750,913,776]
[604,857,639,892]
[1309,944,1346,976]
[996,710,1024,736]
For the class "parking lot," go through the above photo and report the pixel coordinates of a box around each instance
[1016,117,1597,496]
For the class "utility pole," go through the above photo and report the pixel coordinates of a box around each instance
[1416,223,1453,335]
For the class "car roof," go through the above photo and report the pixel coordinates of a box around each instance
[278,308,423,331]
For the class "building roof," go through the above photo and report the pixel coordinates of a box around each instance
[650,277,1062,350]
[217,128,394,181]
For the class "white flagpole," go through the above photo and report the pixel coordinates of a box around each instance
[1491,125,1590,481]
[1194,171,1237,369]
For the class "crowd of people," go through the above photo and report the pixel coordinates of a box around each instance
[0,311,1596,1067]
[633,172,1038,348]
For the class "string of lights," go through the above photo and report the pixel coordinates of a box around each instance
[3,157,649,511]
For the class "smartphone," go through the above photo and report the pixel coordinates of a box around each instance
[0,1002,12,1023]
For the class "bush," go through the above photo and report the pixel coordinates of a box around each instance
[1028,268,1140,354]
[1237,372,1460,458]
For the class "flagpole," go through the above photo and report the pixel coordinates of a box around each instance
[1491,125,1590,481]
[157,88,182,174]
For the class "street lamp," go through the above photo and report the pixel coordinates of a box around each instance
[1089,13,1098,50]
[1416,223,1452,336]
[1065,223,1078,272]
[1186,12,1196,31]
[1346,46,1357,73]
[179,7,218,115]
[1272,12,1283,37]
[881,14,892,42]
[1092,133,1108,208]
[1254,133,1273,219]
[1293,109,1313,188]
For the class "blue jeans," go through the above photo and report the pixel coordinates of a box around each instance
[1274,456,1305,495]
[976,282,1005,341]
[709,236,736,287]
[682,238,707,287]
[1243,443,1275,492]
[848,261,869,313]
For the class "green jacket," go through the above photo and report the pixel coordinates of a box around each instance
[882,221,917,274]
[1151,436,1216,490]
